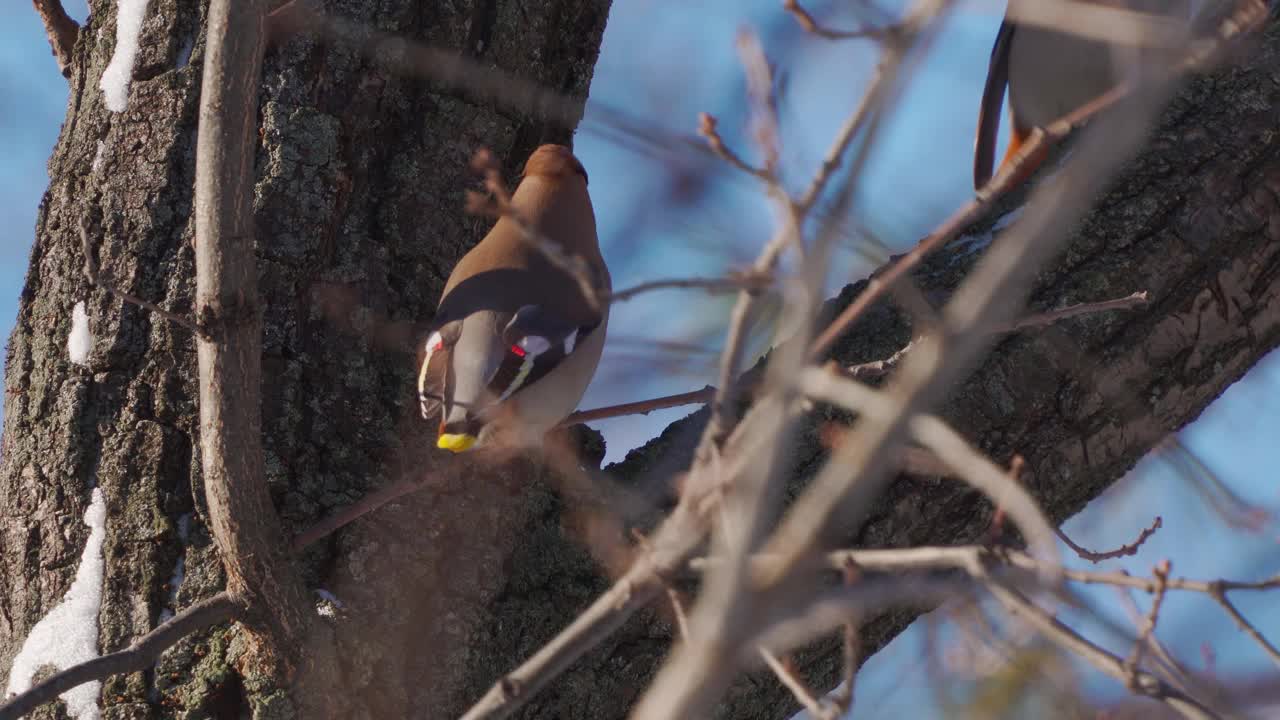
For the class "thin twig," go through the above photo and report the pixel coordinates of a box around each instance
[460,403,780,720]
[604,270,772,305]
[828,560,861,717]
[1208,582,1280,670]
[798,366,1061,572]
[698,113,771,181]
[736,29,783,176]
[757,648,827,719]
[0,593,241,720]
[32,0,78,78]
[559,387,716,427]
[291,471,433,550]
[782,0,904,41]
[993,291,1150,334]
[667,587,692,643]
[1125,560,1171,687]
[78,217,206,338]
[1115,586,1200,700]
[983,575,1218,720]
[1056,516,1163,563]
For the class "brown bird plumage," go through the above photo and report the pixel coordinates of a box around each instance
[418,144,610,452]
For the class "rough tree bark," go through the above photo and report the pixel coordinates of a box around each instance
[1,2,1277,720]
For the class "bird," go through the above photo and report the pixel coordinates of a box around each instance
[973,0,1194,190]
[416,144,610,453]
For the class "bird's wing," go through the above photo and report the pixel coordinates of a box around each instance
[486,304,603,404]
[974,18,1017,190]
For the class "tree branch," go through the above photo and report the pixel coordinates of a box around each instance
[32,0,78,78]
[1208,582,1280,670]
[78,216,206,338]
[193,0,311,662]
[0,593,240,720]
[1056,515,1163,563]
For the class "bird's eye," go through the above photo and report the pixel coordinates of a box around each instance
[510,344,526,357]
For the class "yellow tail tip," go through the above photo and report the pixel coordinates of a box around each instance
[437,433,477,453]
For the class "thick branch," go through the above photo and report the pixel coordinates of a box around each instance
[193,0,309,660]
[0,594,240,720]
[32,0,78,78]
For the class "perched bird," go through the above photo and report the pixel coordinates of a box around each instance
[417,144,610,453]
[973,0,1193,190]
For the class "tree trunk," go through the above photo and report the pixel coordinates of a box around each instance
[2,1,1278,719]
[0,0,611,716]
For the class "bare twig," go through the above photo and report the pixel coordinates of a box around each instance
[460,402,781,720]
[291,471,433,551]
[758,648,827,719]
[983,576,1217,720]
[77,217,206,338]
[782,0,904,41]
[798,366,1061,572]
[994,291,1150,334]
[667,587,692,643]
[698,113,771,181]
[559,387,716,427]
[828,561,861,717]
[0,594,240,720]
[1125,560,1171,687]
[696,13,910,450]
[1056,516,1163,563]
[1115,586,1201,700]
[735,29,783,177]
[32,0,78,77]
[604,270,772,305]
[1208,582,1280,670]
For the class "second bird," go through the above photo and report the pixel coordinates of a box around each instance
[973,0,1195,190]
[418,144,610,453]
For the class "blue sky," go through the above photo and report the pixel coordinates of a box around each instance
[3,0,1278,716]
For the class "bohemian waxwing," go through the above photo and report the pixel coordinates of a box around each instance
[973,0,1194,189]
[417,144,610,453]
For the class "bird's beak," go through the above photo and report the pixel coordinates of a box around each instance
[437,433,477,453]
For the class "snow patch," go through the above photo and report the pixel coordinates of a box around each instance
[90,141,105,174]
[315,588,344,617]
[5,488,108,720]
[67,301,92,366]
[99,0,151,112]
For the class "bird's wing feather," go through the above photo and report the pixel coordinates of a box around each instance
[974,18,1017,190]
[486,305,602,403]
